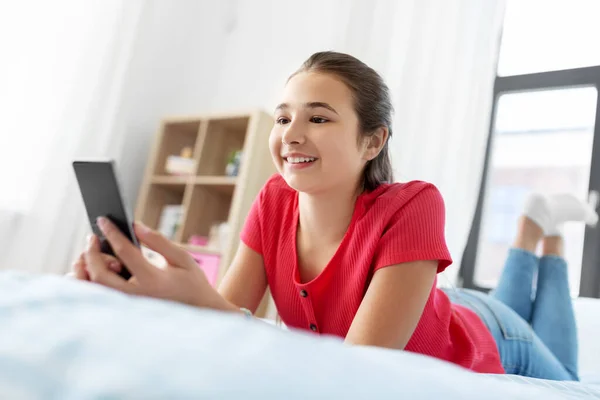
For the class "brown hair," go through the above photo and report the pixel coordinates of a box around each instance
[290,51,394,191]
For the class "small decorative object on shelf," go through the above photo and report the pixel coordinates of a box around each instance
[205,222,230,250]
[180,147,193,158]
[188,235,209,247]
[157,205,184,240]
[217,222,230,250]
[165,146,195,175]
[225,150,242,177]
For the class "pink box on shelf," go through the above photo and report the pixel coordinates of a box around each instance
[189,252,220,287]
[188,235,209,247]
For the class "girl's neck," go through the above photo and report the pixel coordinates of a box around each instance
[297,183,362,244]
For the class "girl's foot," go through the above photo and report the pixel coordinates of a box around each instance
[523,193,598,236]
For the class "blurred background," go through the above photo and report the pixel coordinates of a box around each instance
[1,0,600,299]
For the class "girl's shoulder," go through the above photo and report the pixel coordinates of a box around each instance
[362,180,444,211]
[259,173,296,201]
[253,173,296,215]
[262,173,293,193]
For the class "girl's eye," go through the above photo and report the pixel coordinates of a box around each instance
[310,116,328,124]
[276,117,290,125]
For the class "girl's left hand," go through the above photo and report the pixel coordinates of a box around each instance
[85,217,226,310]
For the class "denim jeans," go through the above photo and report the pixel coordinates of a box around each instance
[444,248,579,381]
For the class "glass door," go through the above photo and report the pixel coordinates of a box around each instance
[473,87,598,295]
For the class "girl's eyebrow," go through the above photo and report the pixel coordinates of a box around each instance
[275,102,339,115]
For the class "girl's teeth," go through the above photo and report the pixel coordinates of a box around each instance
[288,157,315,164]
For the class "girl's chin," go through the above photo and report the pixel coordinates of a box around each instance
[281,173,317,192]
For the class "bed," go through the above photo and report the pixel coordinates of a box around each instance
[574,297,600,385]
[0,270,598,399]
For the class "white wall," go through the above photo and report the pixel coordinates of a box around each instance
[111,0,233,203]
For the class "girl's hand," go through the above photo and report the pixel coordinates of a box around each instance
[67,248,122,280]
[84,217,225,310]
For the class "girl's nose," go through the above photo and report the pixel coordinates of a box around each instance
[281,121,305,145]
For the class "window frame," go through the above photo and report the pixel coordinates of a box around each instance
[459,65,600,298]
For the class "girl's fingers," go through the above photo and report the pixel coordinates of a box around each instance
[84,235,138,294]
[134,222,195,269]
[73,260,89,280]
[75,251,121,274]
[97,217,155,282]
[100,254,122,273]
[107,260,122,273]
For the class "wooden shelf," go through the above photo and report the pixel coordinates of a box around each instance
[135,109,277,316]
[150,175,236,186]
[179,243,222,255]
[194,176,237,194]
[152,120,202,176]
[193,176,237,185]
[151,175,192,185]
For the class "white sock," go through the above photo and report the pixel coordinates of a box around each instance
[523,193,599,236]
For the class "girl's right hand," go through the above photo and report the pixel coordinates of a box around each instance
[67,239,122,280]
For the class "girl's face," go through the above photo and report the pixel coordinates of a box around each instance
[270,72,370,194]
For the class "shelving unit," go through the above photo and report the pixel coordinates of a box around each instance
[135,110,276,286]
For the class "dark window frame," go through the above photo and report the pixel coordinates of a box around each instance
[459,65,600,298]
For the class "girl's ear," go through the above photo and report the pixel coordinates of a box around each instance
[363,127,388,161]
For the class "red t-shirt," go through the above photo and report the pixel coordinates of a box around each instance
[241,174,504,374]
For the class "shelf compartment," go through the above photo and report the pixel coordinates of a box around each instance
[178,184,233,244]
[193,176,237,195]
[153,120,202,175]
[139,183,187,235]
[196,117,249,176]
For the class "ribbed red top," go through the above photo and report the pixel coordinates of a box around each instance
[241,174,504,374]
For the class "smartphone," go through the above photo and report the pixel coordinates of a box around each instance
[72,160,138,280]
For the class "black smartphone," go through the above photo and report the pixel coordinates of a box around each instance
[72,160,138,280]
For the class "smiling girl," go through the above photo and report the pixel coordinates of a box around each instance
[72,51,596,381]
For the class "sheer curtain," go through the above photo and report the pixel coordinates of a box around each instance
[0,1,144,273]
[366,0,506,285]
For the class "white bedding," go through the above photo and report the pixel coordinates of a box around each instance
[574,297,600,382]
[0,270,598,399]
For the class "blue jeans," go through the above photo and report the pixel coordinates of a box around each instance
[444,248,578,381]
